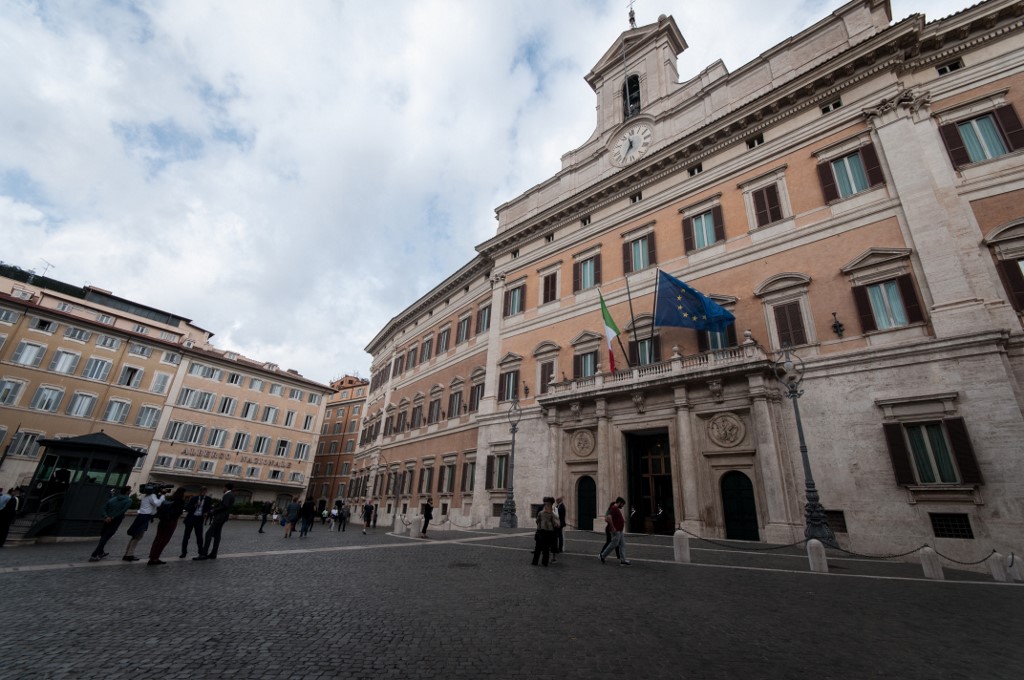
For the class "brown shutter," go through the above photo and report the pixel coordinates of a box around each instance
[652,336,662,361]
[594,254,602,286]
[939,122,971,168]
[460,463,468,492]
[622,242,632,274]
[765,183,782,223]
[860,143,885,187]
[997,259,1024,310]
[503,289,511,316]
[573,354,582,379]
[945,418,983,485]
[852,285,877,333]
[726,323,737,347]
[519,283,526,313]
[994,105,1024,151]
[753,189,769,227]
[572,261,581,293]
[774,303,806,347]
[628,340,638,365]
[647,232,657,265]
[485,457,494,490]
[683,218,695,252]
[437,468,444,493]
[712,205,725,244]
[696,330,708,353]
[882,423,916,486]
[817,161,839,203]
[896,274,924,323]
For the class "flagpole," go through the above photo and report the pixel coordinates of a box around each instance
[650,269,660,358]
[624,274,640,366]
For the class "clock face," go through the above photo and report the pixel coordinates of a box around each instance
[611,123,653,166]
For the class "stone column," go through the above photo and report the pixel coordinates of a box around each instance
[673,385,701,534]
[749,373,797,543]
[865,89,1020,336]
[595,398,615,509]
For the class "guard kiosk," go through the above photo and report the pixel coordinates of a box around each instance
[19,432,143,539]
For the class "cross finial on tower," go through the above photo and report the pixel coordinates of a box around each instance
[628,0,637,29]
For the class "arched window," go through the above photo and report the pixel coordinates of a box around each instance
[622,75,641,120]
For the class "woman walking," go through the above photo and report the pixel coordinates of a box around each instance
[532,497,560,567]
[148,487,186,566]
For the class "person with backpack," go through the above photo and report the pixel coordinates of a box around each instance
[148,487,186,565]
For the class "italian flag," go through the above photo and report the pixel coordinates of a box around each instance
[599,290,621,372]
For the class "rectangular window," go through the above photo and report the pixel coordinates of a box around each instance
[485,455,509,490]
[820,98,842,114]
[539,361,554,394]
[294,443,310,461]
[447,391,462,419]
[751,184,783,228]
[411,404,423,428]
[437,328,450,353]
[155,456,173,468]
[469,383,485,412]
[930,513,974,539]
[746,134,764,149]
[542,271,558,303]
[421,337,433,361]
[392,355,404,376]
[573,351,598,378]
[175,458,195,471]
[817,144,884,202]
[262,406,279,424]
[698,325,737,353]
[127,343,151,358]
[227,372,243,385]
[0,379,25,406]
[905,423,959,484]
[687,164,702,177]
[133,323,148,335]
[883,418,982,487]
[308,393,321,405]
[692,210,717,250]
[773,302,807,348]
[241,402,259,420]
[65,327,91,342]
[852,275,924,333]
[231,432,251,452]
[0,308,20,324]
[103,400,131,424]
[117,365,144,388]
[427,398,441,424]
[66,393,97,418]
[30,386,64,412]
[48,350,80,375]
[290,472,304,483]
[284,410,296,428]
[96,334,119,349]
[247,466,260,479]
[199,461,216,473]
[96,313,114,325]
[275,439,290,457]
[193,391,215,411]
[249,378,264,391]
[623,233,656,273]
[253,436,271,454]
[475,306,491,335]
[161,351,181,365]
[936,59,963,76]
[461,461,476,492]
[573,255,600,292]
[407,346,418,369]
[150,372,170,395]
[30,317,57,333]
[11,341,46,367]
[207,427,227,447]
[955,115,1010,163]
[8,431,43,457]
[136,406,161,429]
[503,284,525,317]
[224,464,242,476]
[456,317,471,344]
[269,383,283,396]
[630,337,661,365]
[218,396,237,416]
[499,370,519,402]
[269,469,283,481]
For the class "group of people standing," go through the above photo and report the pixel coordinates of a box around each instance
[88,483,235,564]
[532,495,631,567]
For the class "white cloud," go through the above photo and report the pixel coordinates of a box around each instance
[0,0,973,382]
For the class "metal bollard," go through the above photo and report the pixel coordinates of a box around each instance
[919,547,944,580]
[673,530,690,563]
[807,538,828,573]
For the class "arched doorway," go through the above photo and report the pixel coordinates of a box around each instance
[576,476,596,531]
[721,471,760,541]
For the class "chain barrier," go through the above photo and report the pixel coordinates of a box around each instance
[931,547,997,566]
[827,543,930,561]
[674,524,809,552]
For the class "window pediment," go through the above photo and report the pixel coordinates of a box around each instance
[754,272,811,297]
[498,352,524,367]
[841,248,912,286]
[533,341,561,358]
[470,367,486,382]
[570,330,603,346]
[984,220,1024,259]
[449,376,465,389]
[430,384,444,396]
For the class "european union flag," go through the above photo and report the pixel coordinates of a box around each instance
[653,270,735,332]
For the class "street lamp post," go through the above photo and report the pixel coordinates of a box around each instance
[499,394,523,528]
[773,347,834,545]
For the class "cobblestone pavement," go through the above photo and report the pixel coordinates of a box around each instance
[1,519,1021,680]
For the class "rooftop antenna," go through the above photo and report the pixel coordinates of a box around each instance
[39,258,55,278]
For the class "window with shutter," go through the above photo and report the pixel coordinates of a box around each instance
[817,143,885,201]
[773,302,807,348]
[882,419,982,487]
[851,274,924,332]
[939,106,1024,168]
[542,272,558,303]
[752,184,783,227]
[539,361,554,394]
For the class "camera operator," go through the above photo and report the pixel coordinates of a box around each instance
[122,483,170,562]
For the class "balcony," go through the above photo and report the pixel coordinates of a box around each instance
[537,342,772,406]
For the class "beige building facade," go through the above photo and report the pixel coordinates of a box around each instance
[362,0,1024,562]
[0,265,330,507]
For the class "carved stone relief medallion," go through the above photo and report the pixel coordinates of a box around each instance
[707,412,745,448]
[570,429,596,457]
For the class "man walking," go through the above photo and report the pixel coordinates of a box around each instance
[89,486,132,561]
[362,499,374,535]
[258,500,272,533]
[421,498,433,538]
[180,487,210,558]
[195,483,234,561]
[0,487,20,548]
[599,496,631,566]
[339,503,349,532]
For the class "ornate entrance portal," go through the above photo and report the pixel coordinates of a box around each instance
[625,431,675,535]
[721,470,760,541]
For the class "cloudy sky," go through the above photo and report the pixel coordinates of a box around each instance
[0,0,971,384]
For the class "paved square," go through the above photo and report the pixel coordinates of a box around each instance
[1,521,1021,679]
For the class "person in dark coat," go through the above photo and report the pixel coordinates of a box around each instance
[284,498,301,538]
[148,487,185,565]
[532,497,560,567]
[259,500,273,533]
[361,499,374,535]
[0,487,21,548]
[195,483,234,560]
[89,486,132,561]
[299,498,316,537]
[180,486,210,558]
[554,497,567,555]
[421,499,433,538]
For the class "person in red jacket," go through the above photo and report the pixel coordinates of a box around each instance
[599,496,631,566]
